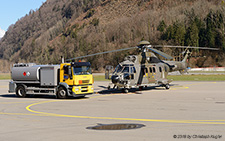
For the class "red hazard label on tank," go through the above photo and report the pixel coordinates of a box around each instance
[23,72,30,76]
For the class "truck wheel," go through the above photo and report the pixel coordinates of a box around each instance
[16,85,26,98]
[57,87,68,99]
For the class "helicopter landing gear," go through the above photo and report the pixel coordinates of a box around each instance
[139,86,143,91]
[122,88,129,93]
[163,84,170,89]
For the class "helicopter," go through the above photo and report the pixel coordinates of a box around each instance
[67,41,219,93]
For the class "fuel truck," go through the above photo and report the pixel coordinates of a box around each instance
[8,62,94,98]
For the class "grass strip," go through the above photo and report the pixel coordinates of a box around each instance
[0,73,10,80]
[168,75,225,81]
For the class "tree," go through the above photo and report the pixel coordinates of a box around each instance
[157,20,166,32]
[174,22,186,45]
[162,25,174,41]
[62,5,73,19]
[185,22,199,46]
[215,29,225,49]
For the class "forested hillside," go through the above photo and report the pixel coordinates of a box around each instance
[0,0,224,72]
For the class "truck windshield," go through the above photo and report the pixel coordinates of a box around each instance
[73,66,92,75]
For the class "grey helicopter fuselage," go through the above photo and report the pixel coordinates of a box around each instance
[110,53,172,90]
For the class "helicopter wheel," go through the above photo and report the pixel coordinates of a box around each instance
[164,84,170,89]
[139,86,143,91]
[123,89,129,93]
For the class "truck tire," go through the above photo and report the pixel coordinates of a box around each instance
[57,87,68,99]
[16,85,27,98]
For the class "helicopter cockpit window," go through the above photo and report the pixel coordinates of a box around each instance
[131,67,136,73]
[122,66,129,73]
[114,65,123,73]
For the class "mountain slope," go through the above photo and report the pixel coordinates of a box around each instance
[0,0,224,72]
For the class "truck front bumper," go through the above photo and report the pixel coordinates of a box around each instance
[72,85,94,95]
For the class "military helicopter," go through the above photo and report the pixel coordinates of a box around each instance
[105,41,188,92]
[68,41,219,93]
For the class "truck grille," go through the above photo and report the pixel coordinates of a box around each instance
[82,80,89,84]
[81,86,88,92]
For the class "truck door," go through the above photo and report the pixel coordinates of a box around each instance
[61,64,74,85]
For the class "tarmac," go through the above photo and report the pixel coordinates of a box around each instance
[0,80,225,140]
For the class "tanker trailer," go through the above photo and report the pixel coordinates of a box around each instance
[9,62,94,98]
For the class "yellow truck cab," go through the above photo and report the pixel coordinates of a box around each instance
[8,62,94,99]
[58,62,94,98]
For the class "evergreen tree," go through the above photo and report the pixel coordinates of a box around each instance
[215,29,225,48]
[162,25,174,41]
[205,28,215,47]
[157,20,166,32]
[174,22,186,45]
[185,22,199,46]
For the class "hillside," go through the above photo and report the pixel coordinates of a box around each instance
[0,0,225,72]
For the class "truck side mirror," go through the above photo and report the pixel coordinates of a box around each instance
[68,66,73,79]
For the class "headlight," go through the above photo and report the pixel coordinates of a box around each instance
[75,88,79,91]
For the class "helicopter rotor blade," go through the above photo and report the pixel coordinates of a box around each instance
[66,46,137,61]
[146,46,174,60]
[153,45,219,50]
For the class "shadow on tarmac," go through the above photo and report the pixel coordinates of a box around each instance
[0,94,88,100]
[97,84,177,95]
[0,83,178,99]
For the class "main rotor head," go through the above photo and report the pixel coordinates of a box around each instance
[137,41,151,46]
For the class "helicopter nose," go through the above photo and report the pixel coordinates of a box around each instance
[111,75,119,83]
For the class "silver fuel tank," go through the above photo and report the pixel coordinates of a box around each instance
[11,63,40,81]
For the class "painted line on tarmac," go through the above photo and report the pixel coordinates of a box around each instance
[1,109,225,125]
[25,94,225,125]
[170,86,189,90]
[170,81,217,90]
[1,82,223,125]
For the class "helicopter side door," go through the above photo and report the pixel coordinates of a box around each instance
[148,66,157,83]
[158,65,169,80]
[159,66,164,79]
[140,67,149,85]
[128,66,136,85]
